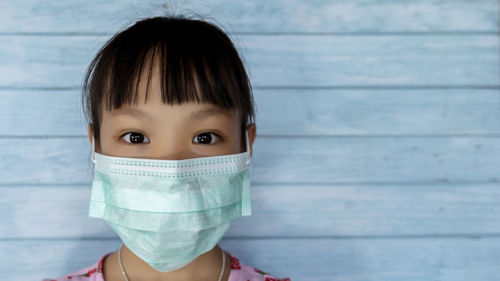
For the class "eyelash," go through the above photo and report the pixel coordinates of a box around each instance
[193,132,223,145]
[119,131,150,144]
[119,131,223,145]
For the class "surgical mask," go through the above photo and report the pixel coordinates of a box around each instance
[87,131,252,272]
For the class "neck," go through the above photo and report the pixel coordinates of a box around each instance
[104,244,229,281]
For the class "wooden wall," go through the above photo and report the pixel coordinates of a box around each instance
[0,1,499,280]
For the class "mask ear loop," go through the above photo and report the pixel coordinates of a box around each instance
[245,129,251,165]
[91,136,96,164]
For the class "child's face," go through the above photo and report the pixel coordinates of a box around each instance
[88,66,255,160]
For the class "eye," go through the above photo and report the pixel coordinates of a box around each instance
[193,132,222,145]
[120,131,150,144]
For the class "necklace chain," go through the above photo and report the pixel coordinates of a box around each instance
[117,245,226,281]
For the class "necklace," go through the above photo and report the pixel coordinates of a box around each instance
[117,245,226,281]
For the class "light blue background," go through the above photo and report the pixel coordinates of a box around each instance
[1,1,499,280]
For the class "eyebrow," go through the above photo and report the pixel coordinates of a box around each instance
[190,107,232,120]
[110,107,231,121]
[110,108,153,121]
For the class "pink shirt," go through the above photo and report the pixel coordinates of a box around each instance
[43,250,290,281]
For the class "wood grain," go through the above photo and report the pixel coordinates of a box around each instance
[1,183,499,238]
[1,137,499,184]
[0,35,498,88]
[0,0,497,33]
[2,89,500,136]
[1,1,499,280]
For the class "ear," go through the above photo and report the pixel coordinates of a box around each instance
[245,123,257,157]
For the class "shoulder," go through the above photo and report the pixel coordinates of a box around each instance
[42,252,112,281]
[227,251,291,281]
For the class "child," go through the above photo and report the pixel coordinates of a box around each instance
[43,15,290,281]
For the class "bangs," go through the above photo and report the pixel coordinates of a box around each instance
[82,16,255,140]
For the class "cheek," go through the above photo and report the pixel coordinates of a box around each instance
[97,137,114,155]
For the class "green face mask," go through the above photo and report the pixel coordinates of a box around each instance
[88,131,252,272]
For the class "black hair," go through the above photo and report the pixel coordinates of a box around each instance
[82,15,256,149]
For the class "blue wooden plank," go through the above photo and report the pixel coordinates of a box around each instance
[0,35,498,88]
[2,89,500,136]
[2,238,499,281]
[0,90,83,136]
[0,137,498,184]
[0,0,497,33]
[1,183,499,238]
